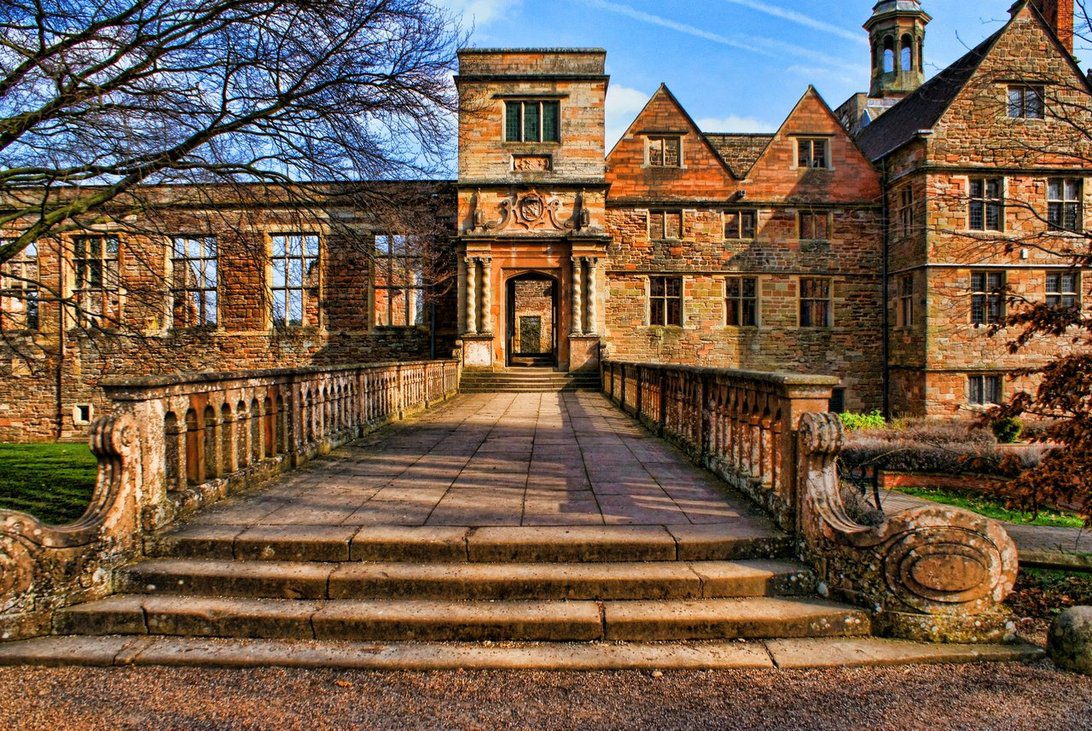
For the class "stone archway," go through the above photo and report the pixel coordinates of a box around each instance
[505,271,559,368]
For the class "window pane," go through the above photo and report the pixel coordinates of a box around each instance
[287,290,303,327]
[523,102,540,142]
[272,290,286,326]
[205,291,217,325]
[726,278,740,299]
[505,103,521,141]
[741,212,755,239]
[287,258,303,287]
[542,101,559,142]
[1008,88,1023,117]
[650,277,665,297]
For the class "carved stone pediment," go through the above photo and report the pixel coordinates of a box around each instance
[471,189,589,234]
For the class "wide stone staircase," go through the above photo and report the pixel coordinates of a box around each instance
[460,368,600,393]
[53,524,870,646]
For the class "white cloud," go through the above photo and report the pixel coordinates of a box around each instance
[605,84,651,150]
[695,115,777,133]
[722,0,866,45]
[437,0,514,27]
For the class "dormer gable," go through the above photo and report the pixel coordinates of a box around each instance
[744,87,882,203]
[605,85,738,203]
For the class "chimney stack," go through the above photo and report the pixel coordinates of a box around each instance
[1029,0,1075,54]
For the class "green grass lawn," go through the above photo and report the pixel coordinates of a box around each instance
[896,486,1086,529]
[0,442,98,525]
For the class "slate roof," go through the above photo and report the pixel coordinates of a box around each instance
[702,133,775,178]
[855,27,1005,161]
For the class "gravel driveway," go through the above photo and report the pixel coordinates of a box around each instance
[1,661,1089,730]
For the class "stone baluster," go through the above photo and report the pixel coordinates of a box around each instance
[465,257,478,335]
[571,256,584,336]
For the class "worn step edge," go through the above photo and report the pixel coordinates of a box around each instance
[0,636,1044,671]
[54,595,870,643]
[154,524,795,563]
[119,558,817,601]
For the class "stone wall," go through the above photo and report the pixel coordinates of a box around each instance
[0,184,458,441]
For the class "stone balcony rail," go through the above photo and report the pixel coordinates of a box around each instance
[0,359,459,640]
[601,360,1018,643]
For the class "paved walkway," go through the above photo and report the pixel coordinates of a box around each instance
[882,492,1091,558]
[195,392,772,529]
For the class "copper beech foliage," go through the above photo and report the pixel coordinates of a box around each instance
[984,289,1091,525]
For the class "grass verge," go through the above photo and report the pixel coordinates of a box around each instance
[0,442,97,525]
[894,486,1085,529]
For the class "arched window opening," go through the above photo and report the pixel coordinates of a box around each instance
[220,403,233,474]
[250,397,262,462]
[883,36,895,73]
[164,412,179,488]
[900,35,913,73]
[203,405,217,479]
[236,400,248,467]
[264,396,275,457]
[184,408,200,485]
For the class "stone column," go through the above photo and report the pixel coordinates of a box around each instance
[584,257,598,335]
[465,257,478,335]
[456,255,467,335]
[480,257,493,334]
[571,256,584,335]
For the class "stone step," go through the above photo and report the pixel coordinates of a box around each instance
[0,635,1044,671]
[54,595,871,642]
[153,524,794,564]
[120,558,815,601]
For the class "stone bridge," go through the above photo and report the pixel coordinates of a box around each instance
[0,360,1029,669]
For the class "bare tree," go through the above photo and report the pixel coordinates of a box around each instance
[0,0,461,262]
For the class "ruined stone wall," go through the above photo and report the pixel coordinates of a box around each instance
[0,184,457,441]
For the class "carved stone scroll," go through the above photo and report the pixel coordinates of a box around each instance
[796,412,1019,642]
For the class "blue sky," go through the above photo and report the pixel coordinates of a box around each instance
[440,0,1077,146]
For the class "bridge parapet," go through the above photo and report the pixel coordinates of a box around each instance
[0,359,459,639]
[600,360,1018,643]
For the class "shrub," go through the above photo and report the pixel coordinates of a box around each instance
[841,435,1046,479]
[838,410,886,431]
[991,417,1023,444]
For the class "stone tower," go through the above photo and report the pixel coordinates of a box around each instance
[866,1,931,99]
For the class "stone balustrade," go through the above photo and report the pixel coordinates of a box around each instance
[601,360,1019,643]
[0,359,459,639]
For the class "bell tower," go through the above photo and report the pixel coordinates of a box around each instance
[866,1,931,100]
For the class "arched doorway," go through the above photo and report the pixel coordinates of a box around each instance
[505,272,558,367]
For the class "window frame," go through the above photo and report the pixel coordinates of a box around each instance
[968,177,1004,232]
[648,275,683,327]
[1007,84,1045,120]
[725,275,759,328]
[0,239,39,332]
[798,210,831,242]
[897,273,914,328]
[724,209,757,241]
[796,137,831,170]
[897,185,915,238]
[968,374,1002,406]
[269,232,320,329]
[72,234,121,328]
[646,135,683,168]
[1047,177,1083,234]
[799,276,833,328]
[1046,270,1081,309]
[504,99,561,143]
[170,235,218,329]
[648,209,684,241]
[970,270,1006,326]
[373,233,427,329]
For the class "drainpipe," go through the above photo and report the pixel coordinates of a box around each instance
[881,157,891,420]
[55,243,65,440]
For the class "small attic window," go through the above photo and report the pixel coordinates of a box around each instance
[797,138,830,170]
[1007,85,1045,119]
[647,136,682,167]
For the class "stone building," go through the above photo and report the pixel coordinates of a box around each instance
[1,0,1089,439]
